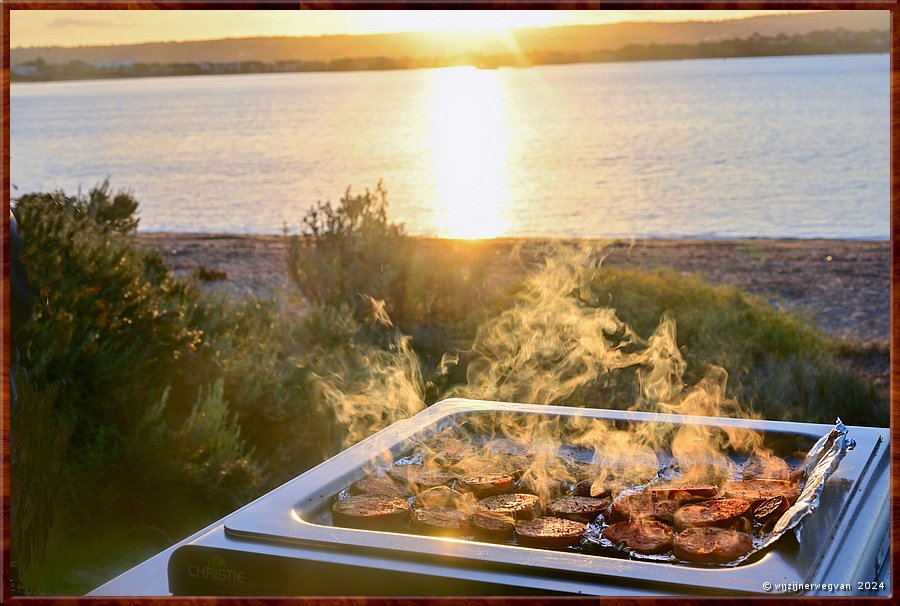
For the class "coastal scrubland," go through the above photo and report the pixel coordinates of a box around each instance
[11,183,887,594]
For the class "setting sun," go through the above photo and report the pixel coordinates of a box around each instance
[429,67,511,239]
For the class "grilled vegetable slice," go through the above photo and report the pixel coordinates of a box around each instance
[576,465,658,498]
[415,486,474,510]
[515,517,586,549]
[674,527,753,564]
[460,472,516,498]
[680,463,730,485]
[573,479,607,498]
[722,479,799,507]
[565,461,601,482]
[422,433,478,466]
[789,464,806,484]
[493,453,532,479]
[606,492,681,524]
[647,484,718,500]
[546,495,611,523]
[349,476,411,499]
[753,496,790,525]
[603,520,674,555]
[478,493,542,520]
[332,495,411,530]
[572,476,631,498]
[411,507,471,537]
[389,465,454,489]
[469,510,516,540]
[520,476,569,498]
[673,498,751,531]
[742,456,790,480]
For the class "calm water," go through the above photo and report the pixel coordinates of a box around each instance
[11,54,889,239]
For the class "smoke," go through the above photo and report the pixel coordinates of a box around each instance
[307,297,425,452]
[310,243,779,487]
[450,245,643,405]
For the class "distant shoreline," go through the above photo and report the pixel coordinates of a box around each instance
[11,11,888,83]
[11,34,888,83]
[11,51,888,84]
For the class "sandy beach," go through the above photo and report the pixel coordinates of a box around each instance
[139,234,888,340]
[138,233,889,392]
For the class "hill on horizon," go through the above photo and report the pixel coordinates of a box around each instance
[11,10,889,66]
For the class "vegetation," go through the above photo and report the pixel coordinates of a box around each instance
[288,183,513,373]
[580,28,889,64]
[11,184,323,593]
[11,183,885,595]
[288,183,406,319]
[11,28,888,82]
[587,268,884,424]
[436,245,883,425]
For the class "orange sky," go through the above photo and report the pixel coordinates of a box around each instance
[10,10,818,48]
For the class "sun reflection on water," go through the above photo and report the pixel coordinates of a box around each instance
[429,66,510,239]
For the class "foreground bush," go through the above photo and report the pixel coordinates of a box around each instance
[11,184,326,592]
[15,184,209,464]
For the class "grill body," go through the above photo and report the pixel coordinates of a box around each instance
[90,399,890,596]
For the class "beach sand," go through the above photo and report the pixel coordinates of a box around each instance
[138,234,889,389]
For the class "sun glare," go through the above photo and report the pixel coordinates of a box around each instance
[429,67,511,240]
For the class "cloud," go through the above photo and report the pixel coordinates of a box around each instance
[46,18,130,29]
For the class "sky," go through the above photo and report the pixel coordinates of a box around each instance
[10,10,816,48]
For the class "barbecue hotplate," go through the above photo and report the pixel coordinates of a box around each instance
[170,399,889,596]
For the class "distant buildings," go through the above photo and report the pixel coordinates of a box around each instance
[11,65,38,77]
[94,60,136,69]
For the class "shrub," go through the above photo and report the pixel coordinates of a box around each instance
[288,186,518,369]
[293,302,430,454]
[288,182,407,320]
[11,184,328,592]
[132,380,260,501]
[14,185,330,482]
[186,295,327,479]
[10,375,71,593]
[398,239,517,363]
[14,185,207,469]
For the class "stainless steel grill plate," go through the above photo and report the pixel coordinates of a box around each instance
[213,399,889,596]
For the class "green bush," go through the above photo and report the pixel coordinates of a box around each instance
[133,380,260,500]
[398,239,516,362]
[287,185,515,364]
[187,294,328,478]
[15,186,220,468]
[11,184,327,592]
[288,182,407,319]
[14,185,329,485]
